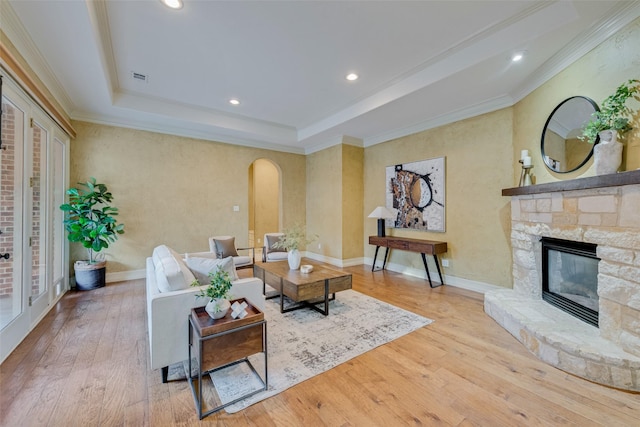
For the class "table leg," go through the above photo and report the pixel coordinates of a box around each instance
[420,252,433,287]
[382,247,390,270]
[433,255,445,287]
[279,277,285,313]
[372,245,380,271]
[324,279,329,315]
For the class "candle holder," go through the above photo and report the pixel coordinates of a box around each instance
[518,160,533,187]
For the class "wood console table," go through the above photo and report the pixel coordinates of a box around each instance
[369,236,447,288]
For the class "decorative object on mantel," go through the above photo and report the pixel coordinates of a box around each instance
[368,206,396,237]
[272,223,318,270]
[593,129,623,175]
[191,266,233,319]
[518,150,534,187]
[580,79,639,175]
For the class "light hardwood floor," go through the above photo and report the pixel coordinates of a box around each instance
[1,265,638,426]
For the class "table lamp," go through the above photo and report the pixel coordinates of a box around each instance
[368,206,396,237]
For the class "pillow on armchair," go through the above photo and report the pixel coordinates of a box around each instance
[213,237,239,258]
[266,234,286,253]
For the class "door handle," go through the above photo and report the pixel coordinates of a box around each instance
[0,253,10,260]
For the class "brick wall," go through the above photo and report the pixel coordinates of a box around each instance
[0,103,15,298]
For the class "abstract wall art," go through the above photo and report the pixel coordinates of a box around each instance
[385,156,445,232]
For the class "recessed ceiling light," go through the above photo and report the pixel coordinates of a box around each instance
[229,99,240,105]
[161,0,183,10]
[346,73,359,81]
[511,52,525,62]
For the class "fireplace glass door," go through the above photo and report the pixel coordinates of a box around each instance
[542,238,599,326]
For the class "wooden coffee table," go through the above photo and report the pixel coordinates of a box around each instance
[253,259,352,316]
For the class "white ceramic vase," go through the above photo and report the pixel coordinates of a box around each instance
[288,249,301,270]
[593,130,623,175]
[205,298,230,319]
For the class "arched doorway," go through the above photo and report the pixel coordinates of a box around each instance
[248,159,281,249]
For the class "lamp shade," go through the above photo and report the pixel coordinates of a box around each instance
[368,206,395,219]
[368,206,395,237]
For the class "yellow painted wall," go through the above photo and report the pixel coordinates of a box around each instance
[514,17,640,184]
[306,145,342,258]
[342,144,364,259]
[69,121,306,273]
[364,109,514,287]
[252,158,280,246]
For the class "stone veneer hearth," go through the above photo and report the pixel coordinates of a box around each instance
[485,170,640,391]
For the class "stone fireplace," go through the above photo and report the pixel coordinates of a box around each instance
[485,170,640,391]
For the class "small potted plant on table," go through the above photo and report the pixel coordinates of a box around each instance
[192,267,233,319]
[60,177,125,290]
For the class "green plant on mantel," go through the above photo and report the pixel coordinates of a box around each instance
[580,79,640,144]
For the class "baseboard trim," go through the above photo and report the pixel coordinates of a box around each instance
[106,269,145,283]
[303,252,364,268]
[365,257,501,294]
[108,261,502,295]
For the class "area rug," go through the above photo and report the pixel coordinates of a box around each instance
[173,289,432,413]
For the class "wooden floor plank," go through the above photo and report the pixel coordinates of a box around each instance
[1,266,638,426]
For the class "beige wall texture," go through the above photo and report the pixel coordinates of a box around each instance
[364,109,514,288]
[341,144,364,260]
[306,145,343,258]
[513,16,640,185]
[69,121,306,273]
[252,158,280,246]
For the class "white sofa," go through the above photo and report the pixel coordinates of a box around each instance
[146,245,264,382]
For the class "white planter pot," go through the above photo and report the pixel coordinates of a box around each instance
[594,130,622,175]
[288,249,301,270]
[205,298,230,319]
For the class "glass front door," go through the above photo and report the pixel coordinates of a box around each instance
[0,81,28,352]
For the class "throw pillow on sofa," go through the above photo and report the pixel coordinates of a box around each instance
[152,244,196,292]
[185,256,238,286]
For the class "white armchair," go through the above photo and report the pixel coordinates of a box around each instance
[208,235,255,269]
[263,232,288,262]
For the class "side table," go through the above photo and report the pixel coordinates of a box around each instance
[188,299,268,419]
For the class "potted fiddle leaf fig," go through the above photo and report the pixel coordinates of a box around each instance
[60,177,125,290]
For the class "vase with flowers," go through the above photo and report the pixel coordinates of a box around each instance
[191,266,233,319]
[580,79,639,175]
[272,224,318,270]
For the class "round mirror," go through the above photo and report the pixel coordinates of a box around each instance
[541,96,599,173]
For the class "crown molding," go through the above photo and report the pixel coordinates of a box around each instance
[71,110,306,155]
[363,94,514,147]
[0,1,75,113]
[85,0,118,103]
[511,1,640,103]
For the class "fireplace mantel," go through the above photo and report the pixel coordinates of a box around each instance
[488,171,640,391]
[502,169,640,196]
